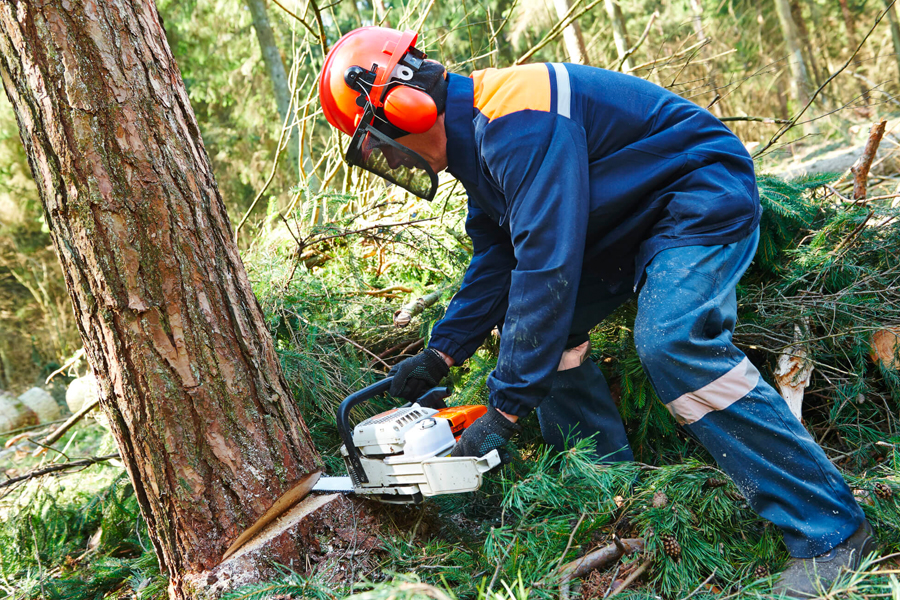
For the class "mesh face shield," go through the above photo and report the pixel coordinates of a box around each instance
[345,108,439,201]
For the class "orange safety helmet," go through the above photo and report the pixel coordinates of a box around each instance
[319,27,438,137]
[318,27,443,200]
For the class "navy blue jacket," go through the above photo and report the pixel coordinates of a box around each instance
[428,64,760,418]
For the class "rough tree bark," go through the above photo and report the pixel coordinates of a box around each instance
[0,1,363,598]
[244,0,301,175]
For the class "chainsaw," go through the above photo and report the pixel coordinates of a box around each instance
[311,376,501,504]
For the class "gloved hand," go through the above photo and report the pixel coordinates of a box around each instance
[389,348,450,402]
[450,406,522,463]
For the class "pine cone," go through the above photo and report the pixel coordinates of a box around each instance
[874,482,893,499]
[753,564,770,579]
[661,534,681,560]
[651,490,669,508]
[705,477,728,489]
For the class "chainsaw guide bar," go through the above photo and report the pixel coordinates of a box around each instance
[311,377,501,504]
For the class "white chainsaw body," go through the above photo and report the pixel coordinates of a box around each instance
[335,403,500,503]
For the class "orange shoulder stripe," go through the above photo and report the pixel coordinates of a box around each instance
[471,64,551,121]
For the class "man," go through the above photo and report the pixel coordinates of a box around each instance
[317,27,874,597]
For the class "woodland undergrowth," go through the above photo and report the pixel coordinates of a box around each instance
[2,166,900,599]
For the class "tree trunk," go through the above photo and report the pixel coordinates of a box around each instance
[884,0,900,79]
[553,0,590,64]
[0,1,340,597]
[835,0,870,103]
[245,0,301,176]
[791,0,823,88]
[773,0,816,132]
[604,0,631,71]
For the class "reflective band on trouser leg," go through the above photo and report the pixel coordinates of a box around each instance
[636,229,864,558]
[666,357,760,425]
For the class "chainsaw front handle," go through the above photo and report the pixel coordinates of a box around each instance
[336,377,394,484]
[337,377,453,485]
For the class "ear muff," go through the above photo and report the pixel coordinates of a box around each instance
[382,86,437,134]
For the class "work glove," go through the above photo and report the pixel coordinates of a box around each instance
[450,406,522,463]
[389,348,449,402]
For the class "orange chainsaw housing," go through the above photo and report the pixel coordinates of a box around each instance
[434,405,487,437]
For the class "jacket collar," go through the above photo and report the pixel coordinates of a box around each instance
[444,73,479,185]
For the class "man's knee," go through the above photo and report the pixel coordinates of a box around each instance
[633,317,672,371]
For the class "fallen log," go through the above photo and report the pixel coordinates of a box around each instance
[557,537,644,600]
[394,289,444,328]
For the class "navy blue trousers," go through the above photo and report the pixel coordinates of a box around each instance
[535,228,864,557]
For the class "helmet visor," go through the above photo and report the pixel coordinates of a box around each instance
[346,119,438,201]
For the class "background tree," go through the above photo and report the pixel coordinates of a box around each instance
[0,1,328,597]
[245,0,302,175]
[773,0,816,131]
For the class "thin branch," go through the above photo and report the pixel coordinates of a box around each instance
[301,218,437,250]
[515,0,603,64]
[0,454,120,490]
[31,397,101,457]
[720,116,791,124]
[617,11,659,71]
[270,0,319,38]
[682,569,717,600]
[606,556,652,598]
[235,55,302,238]
[293,312,391,369]
[304,0,330,55]
[626,38,708,72]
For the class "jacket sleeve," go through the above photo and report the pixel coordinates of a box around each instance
[428,200,517,365]
[482,112,590,418]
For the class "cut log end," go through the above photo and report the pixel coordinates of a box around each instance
[182,492,382,599]
[221,470,322,560]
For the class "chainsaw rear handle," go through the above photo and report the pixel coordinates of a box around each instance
[336,377,452,485]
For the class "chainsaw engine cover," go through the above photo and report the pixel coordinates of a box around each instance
[401,417,455,459]
[352,404,439,455]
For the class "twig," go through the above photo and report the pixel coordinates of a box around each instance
[235,53,301,238]
[606,556,652,598]
[853,120,888,201]
[720,116,792,124]
[515,0,603,64]
[358,285,414,297]
[753,4,894,158]
[832,209,875,258]
[302,218,437,250]
[304,0,330,55]
[555,512,587,571]
[682,569,717,600]
[293,313,391,369]
[44,348,85,384]
[617,11,658,71]
[31,397,101,457]
[0,418,68,439]
[270,0,320,39]
[602,564,622,599]
[0,454,120,490]
[626,39,708,72]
